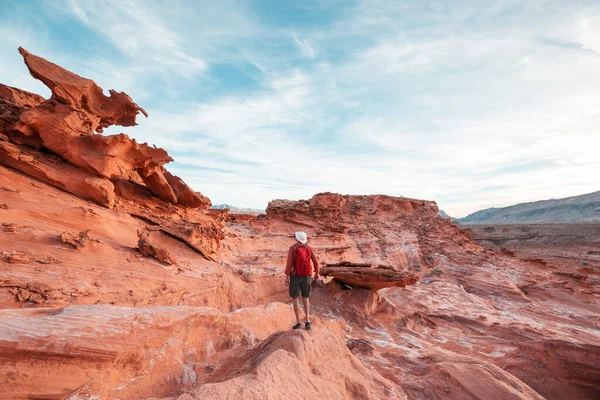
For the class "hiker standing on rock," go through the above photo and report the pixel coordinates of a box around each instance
[285,231,320,330]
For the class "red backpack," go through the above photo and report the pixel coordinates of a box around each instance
[293,244,312,277]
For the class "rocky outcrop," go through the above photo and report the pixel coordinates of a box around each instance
[60,230,90,250]
[0,47,221,259]
[321,262,418,290]
[1,47,208,211]
[18,47,147,130]
[3,160,600,398]
[0,137,116,207]
[0,83,46,148]
[0,83,45,109]
[113,179,224,259]
[267,192,438,233]
[500,339,600,399]
[191,327,402,399]
[137,229,176,265]
[0,303,402,399]
[165,170,212,209]
[256,192,449,289]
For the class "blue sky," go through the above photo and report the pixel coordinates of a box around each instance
[1,0,599,217]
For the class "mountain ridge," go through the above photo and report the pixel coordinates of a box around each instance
[456,190,600,224]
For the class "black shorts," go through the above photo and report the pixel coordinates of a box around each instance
[289,275,312,299]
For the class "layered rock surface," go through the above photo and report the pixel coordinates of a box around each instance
[0,48,221,259]
[1,48,599,399]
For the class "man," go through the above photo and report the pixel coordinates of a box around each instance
[285,231,320,330]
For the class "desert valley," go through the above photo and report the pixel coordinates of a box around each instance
[0,48,599,399]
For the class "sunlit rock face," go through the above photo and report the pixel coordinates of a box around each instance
[1,47,599,399]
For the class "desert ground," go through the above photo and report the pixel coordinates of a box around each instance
[0,48,599,399]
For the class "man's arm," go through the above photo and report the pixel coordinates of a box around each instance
[285,246,294,275]
[311,249,320,278]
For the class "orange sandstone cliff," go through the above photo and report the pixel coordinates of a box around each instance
[0,49,598,399]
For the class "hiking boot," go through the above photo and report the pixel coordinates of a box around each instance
[305,321,311,330]
[293,322,302,330]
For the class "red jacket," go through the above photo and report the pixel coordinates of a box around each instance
[285,243,319,276]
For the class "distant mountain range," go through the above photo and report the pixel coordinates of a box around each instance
[211,204,265,214]
[438,210,453,220]
[441,190,600,224]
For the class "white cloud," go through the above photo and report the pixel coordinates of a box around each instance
[292,33,317,59]
[63,0,260,79]
[3,0,599,217]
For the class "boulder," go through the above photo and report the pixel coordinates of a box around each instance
[321,262,418,290]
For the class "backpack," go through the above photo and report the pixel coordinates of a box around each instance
[293,244,312,277]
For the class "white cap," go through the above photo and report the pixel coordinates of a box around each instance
[295,231,307,244]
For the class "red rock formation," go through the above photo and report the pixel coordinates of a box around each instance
[321,262,418,290]
[255,192,447,281]
[137,229,176,265]
[18,47,147,131]
[60,230,90,249]
[0,83,45,109]
[1,47,599,400]
[0,47,221,258]
[164,170,211,209]
[113,179,224,259]
[0,83,46,148]
[3,160,600,398]
[0,137,116,207]
[267,192,438,233]
[2,47,208,211]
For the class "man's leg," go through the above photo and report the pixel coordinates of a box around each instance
[301,276,311,324]
[292,297,301,323]
[289,275,301,325]
[302,297,310,323]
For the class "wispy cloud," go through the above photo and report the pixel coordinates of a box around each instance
[292,33,317,59]
[1,0,599,216]
[64,0,207,79]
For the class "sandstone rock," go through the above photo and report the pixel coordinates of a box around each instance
[0,139,115,207]
[164,170,211,209]
[346,338,376,355]
[1,304,385,398]
[137,229,176,265]
[0,46,221,264]
[138,165,178,203]
[501,339,600,399]
[0,83,46,148]
[1,250,32,264]
[5,281,52,304]
[266,192,439,233]
[14,102,172,180]
[6,48,211,208]
[113,179,224,259]
[228,212,256,223]
[2,167,600,398]
[260,193,442,270]
[192,326,403,399]
[321,262,418,290]
[0,83,45,109]
[18,47,147,131]
[60,230,90,249]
